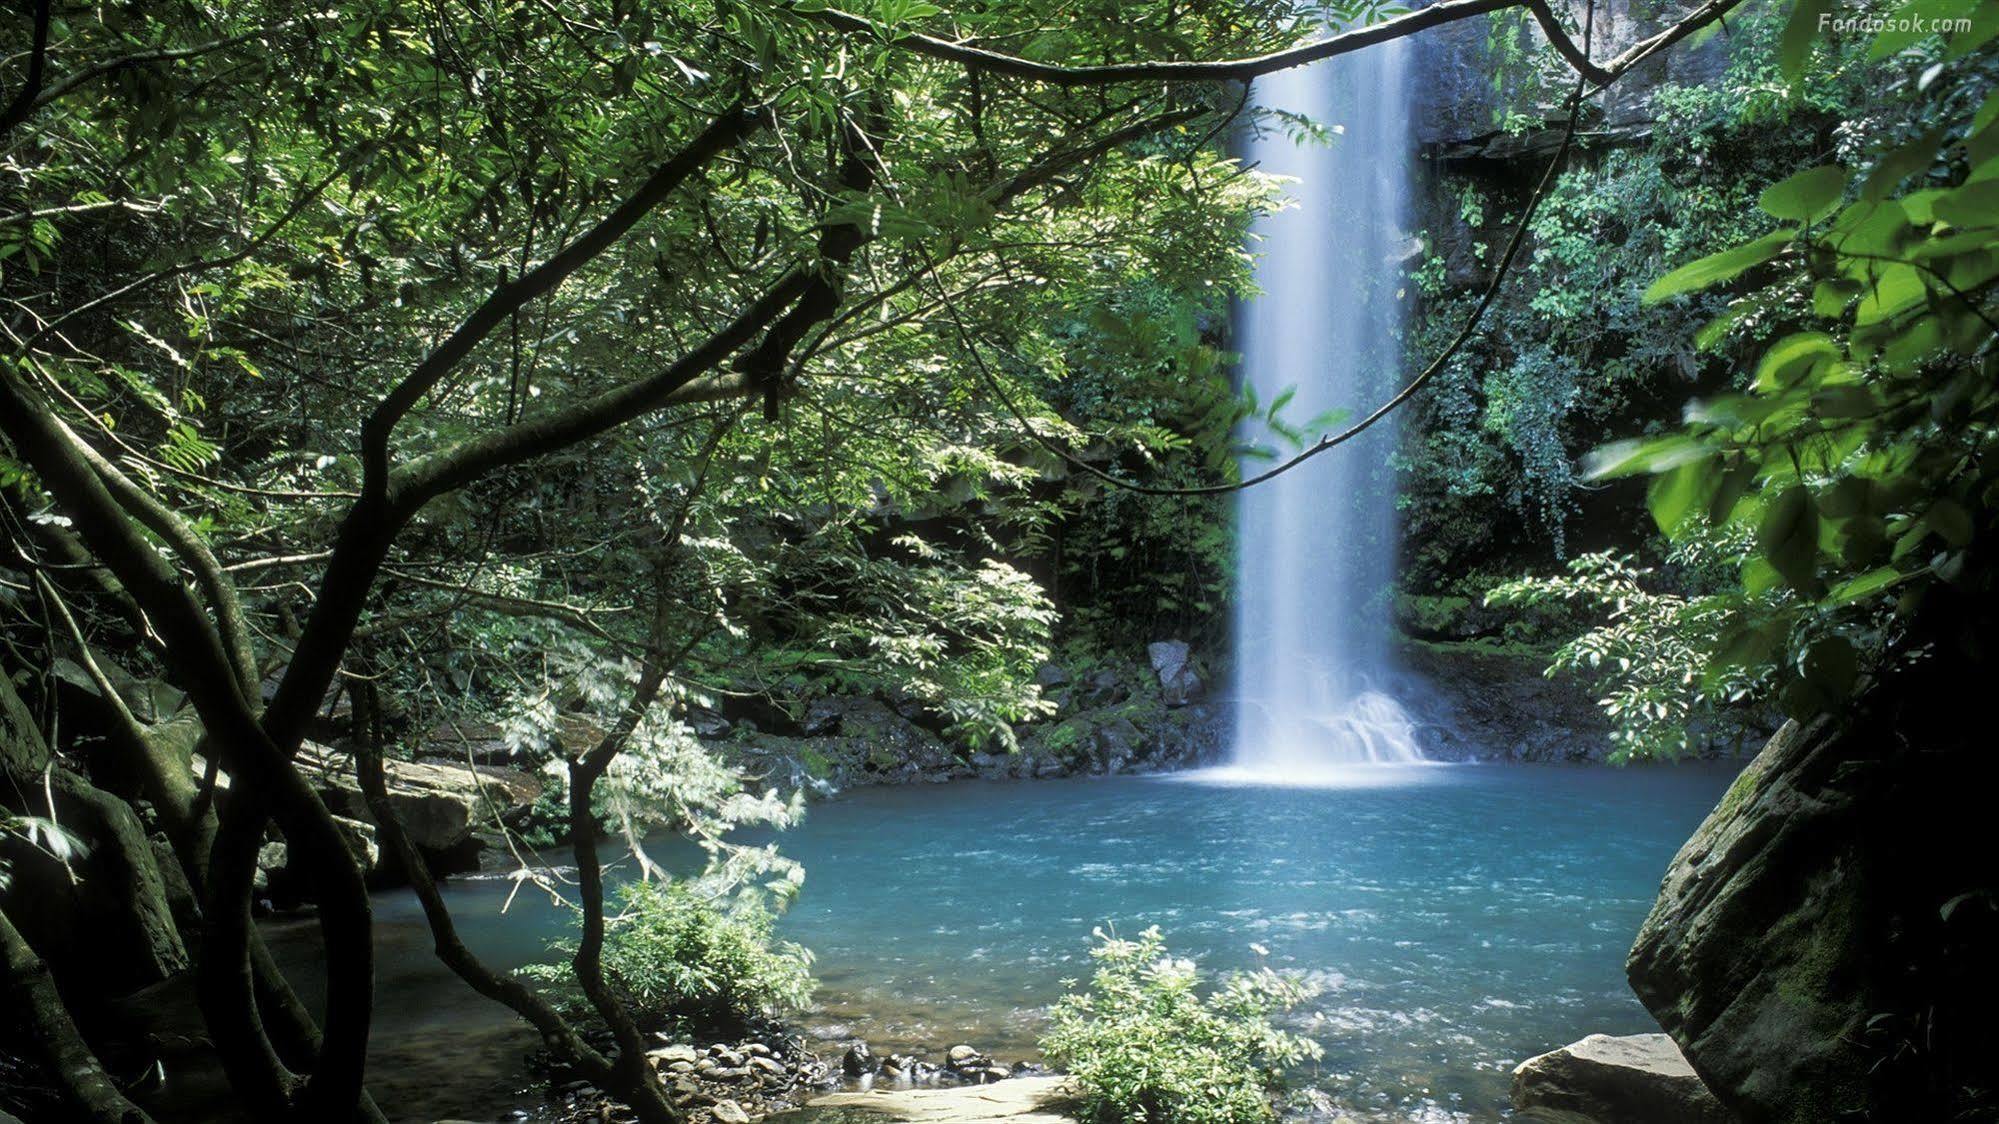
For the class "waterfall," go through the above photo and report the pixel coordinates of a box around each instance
[1228,40,1426,778]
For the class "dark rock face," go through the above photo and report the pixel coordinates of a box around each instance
[1399,641,1615,761]
[1410,0,1732,153]
[1626,708,1999,1123]
[1511,1033,1733,1123]
[716,650,1230,789]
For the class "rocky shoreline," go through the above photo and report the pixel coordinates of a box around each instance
[543,1036,1051,1124]
[246,635,1661,901]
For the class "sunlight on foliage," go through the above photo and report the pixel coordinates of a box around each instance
[1589,13,1998,730]
[1488,547,1776,760]
[1041,926,1323,1124]
[521,879,813,1039]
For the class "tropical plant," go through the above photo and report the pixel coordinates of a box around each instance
[0,0,1763,1117]
[523,880,812,1039]
[1487,546,1774,759]
[1400,0,1883,588]
[1041,927,1322,1124]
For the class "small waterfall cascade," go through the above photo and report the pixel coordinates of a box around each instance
[1229,39,1426,778]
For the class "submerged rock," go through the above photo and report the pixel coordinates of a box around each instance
[840,1041,877,1077]
[1511,1033,1731,1123]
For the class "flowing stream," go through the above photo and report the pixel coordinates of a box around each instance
[288,763,1734,1123]
[1230,42,1426,777]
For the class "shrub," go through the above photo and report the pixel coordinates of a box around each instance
[1041,927,1322,1124]
[525,879,813,1039]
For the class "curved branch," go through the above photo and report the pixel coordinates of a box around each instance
[950,74,1595,497]
[796,0,1515,85]
[0,369,377,1119]
[802,0,1737,89]
[351,722,622,1088]
[55,417,259,697]
[0,907,159,1124]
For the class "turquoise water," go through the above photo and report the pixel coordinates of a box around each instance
[304,762,1734,1122]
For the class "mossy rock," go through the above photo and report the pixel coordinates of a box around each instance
[1628,707,1997,1123]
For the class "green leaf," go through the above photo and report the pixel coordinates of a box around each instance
[1584,435,1711,480]
[1759,485,1820,592]
[1827,566,1907,605]
[1708,461,1759,525]
[1779,0,1835,80]
[1854,263,1926,327]
[1759,166,1846,222]
[1864,128,1948,202]
[1753,331,1839,391]
[1801,635,1858,699]
[1648,462,1709,536]
[1643,229,1795,304]
[1932,179,1999,230]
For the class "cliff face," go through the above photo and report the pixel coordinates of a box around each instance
[1410,0,1732,155]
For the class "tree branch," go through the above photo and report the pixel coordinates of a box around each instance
[0,907,159,1124]
[800,0,1737,90]
[795,0,1515,86]
[361,102,760,495]
[0,0,52,139]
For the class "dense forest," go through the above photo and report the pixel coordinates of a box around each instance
[1,0,1995,1123]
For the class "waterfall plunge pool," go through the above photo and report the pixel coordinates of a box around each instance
[280,762,1736,1122]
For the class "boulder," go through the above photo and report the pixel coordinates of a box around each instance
[841,1041,877,1078]
[685,706,733,738]
[198,742,541,878]
[802,698,846,736]
[299,742,539,873]
[804,1076,1078,1122]
[1032,662,1071,689]
[1145,641,1203,706]
[1087,716,1141,773]
[1627,704,1998,1123]
[1511,1033,1731,1123]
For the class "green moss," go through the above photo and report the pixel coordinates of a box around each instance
[1041,719,1089,757]
[1714,762,1764,821]
[1774,874,1858,1008]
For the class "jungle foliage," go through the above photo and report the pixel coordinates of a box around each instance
[0,1,1309,1118]
[0,0,1906,1119]
[1501,4,1999,756]
[1401,1,1882,593]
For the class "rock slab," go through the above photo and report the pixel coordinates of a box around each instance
[801,1077,1078,1123]
[1511,1033,1732,1123]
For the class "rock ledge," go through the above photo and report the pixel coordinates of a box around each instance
[1511,1033,1732,1123]
[796,1076,1077,1123]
